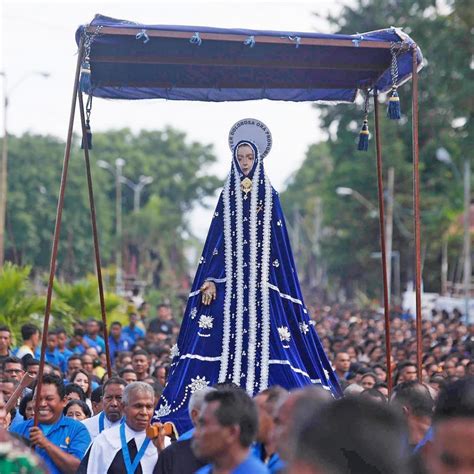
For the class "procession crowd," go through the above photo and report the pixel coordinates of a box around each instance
[0,298,473,473]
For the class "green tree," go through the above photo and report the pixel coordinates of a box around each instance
[0,263,44,342]
[53,278,128,327]
[282,0,472,298]
[5,133,114,280]
[4,127,221,293]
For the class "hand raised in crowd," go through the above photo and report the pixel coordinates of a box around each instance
[148,423,168,453]
[200,281,216,306]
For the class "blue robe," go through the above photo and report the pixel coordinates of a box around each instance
[154,141,341,433]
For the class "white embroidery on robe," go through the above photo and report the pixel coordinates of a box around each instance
[198,315,214,330]
[198,315,214,337]
[170,344,180,359]
[189,376,209,393]
[299,322,309,335]
[155,400,171,418]
[278,326,291,348]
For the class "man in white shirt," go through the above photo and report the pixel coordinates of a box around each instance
[82,377,126,441]
[15,324,40,360]
[78,381,158,473]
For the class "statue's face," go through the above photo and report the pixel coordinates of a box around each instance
[236,145,255,176]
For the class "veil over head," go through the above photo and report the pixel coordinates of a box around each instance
[232,140,260,179]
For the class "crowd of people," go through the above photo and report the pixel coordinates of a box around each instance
[0,299,472,473]
[310,304,474,393]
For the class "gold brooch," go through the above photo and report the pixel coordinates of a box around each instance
[240,177,252,196]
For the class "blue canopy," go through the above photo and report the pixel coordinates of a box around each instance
[76,14,423,102]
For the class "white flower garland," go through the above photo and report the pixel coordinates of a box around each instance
[232,161,246,385]
[218,173,233,383]
[259,174,273,390]
[245,160,262,393]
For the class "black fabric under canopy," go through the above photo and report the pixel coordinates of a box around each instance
[76,14,423,102]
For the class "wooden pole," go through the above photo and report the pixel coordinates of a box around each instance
[78,92,113,377]
[33,42,83,426]
[373,90,393,395]
[411,45,423,383]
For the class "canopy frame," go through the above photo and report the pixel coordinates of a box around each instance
[33,20,423,424]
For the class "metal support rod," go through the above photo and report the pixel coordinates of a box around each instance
[0,76,8,268]
[33,43,83,426]
[78,92,112,378]
[386,167,395,303]
[411,46,423,383]
[115,160,123,294]
[463,157,471,323]
[373,90,393,395]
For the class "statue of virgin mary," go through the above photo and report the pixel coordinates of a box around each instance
[154,119,342,433]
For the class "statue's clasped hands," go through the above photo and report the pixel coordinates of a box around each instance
[200,281,217,305]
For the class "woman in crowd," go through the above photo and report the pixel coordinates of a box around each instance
[64,383,87,403]
[18,392,35,421]
[69,369,92,409]
[64,400,91,421]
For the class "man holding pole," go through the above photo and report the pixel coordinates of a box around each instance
[9,374,91,474]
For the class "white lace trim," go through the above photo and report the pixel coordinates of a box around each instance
[205,277,227,284]
[268,359,329,387]
[180,353,222,362]
[218,174,233,382]
[188,278,227,298]
[259,173,273,390]
[267,283,305,307]
[232,161,246,385]
[245,160,261,393]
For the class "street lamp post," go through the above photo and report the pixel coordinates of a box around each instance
[98,158,126,294]
[436,148,472,323]
[120,175,154,212]
[0,71,50,267]
[336,186,378,218]
[463,158,471,323]
[337,179,396,303]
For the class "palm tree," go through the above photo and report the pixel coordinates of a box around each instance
[53,278,128,327]
[0,263,44,342]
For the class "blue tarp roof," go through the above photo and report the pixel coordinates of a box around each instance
[76,14,423,103]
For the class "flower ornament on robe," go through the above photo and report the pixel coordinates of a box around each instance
[188,376,209,393]
[170,344,180,359]
[278,326,292,348]
[299,322,310,335]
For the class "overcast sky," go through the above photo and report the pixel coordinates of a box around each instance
[1,0,347,237]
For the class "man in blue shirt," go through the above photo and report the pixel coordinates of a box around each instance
[122,313,145,343]
[57,327,74,361]
[192,388,269,473]
[83,319,105,354]
[108,321,134,364]
[10,373,91,474]
[253,386,287,473]
[45,331,67,374]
